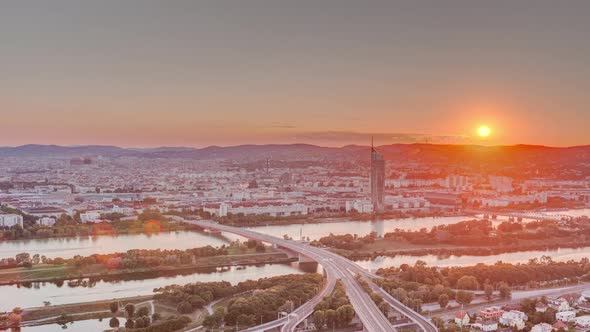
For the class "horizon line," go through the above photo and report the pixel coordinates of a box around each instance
[2,142,590,150]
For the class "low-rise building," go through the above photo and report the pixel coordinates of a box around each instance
[204,202,308,218]
[455,311,470,327]
[38,217,56,226]
[549,299,570,312]
[481,306,504,320]
[535,302,548,313]
[473,320,498,331]
[345,200,373,213]
[555,310,576,322]
[530,323,553,332]
[24,207,67,218]
[552,321,567,331]
[500,310,527,327]
[80,211,102,223]
[575,315,590,328]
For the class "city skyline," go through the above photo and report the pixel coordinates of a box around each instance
[2,1,590,148]
[2,2,590,331]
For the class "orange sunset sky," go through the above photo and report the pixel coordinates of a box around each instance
[1,1,589,148]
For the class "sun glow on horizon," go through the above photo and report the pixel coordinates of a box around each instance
[477,125,492,138]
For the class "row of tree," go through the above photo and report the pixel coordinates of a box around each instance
[378,258,590,288]
[311,232,377,250]
[0,244,232,271]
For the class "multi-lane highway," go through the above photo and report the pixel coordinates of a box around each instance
[187,220,436,332]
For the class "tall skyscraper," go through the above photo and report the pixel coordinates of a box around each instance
[370,138,385,212]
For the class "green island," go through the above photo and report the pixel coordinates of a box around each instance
[0,239,291,285]
[312,218,590,259]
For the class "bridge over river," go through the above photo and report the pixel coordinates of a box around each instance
[187,220,437,332]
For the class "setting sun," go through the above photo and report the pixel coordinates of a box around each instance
[477,125,491,138]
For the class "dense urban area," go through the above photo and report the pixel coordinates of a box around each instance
[0,144,589,332]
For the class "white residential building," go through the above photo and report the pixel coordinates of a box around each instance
[472,320,498,332]
[489,175,514,192]
[111,205,135,216]
[454,311,470,327]
[80,211,102,223]
[213,202,229,217]
[0,213,24,227]
[38,217,56,226]
[500,310,528,327]
[204,202,307,217]
[345,200,374,213]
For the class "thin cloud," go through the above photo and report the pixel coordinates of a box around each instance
[290,131,473,145]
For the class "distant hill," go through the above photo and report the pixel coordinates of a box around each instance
[0,143,589,167]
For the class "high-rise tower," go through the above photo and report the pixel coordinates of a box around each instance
[370,137,385,212]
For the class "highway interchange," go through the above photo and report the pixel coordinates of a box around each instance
[187,220,438,332]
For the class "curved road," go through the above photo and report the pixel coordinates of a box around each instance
[188,220,437,332]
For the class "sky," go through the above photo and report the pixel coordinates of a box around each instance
[1,0,589,148]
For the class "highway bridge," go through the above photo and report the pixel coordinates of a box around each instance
[186,220,437,332]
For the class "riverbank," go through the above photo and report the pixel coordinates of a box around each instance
[0,250,295,285]
[329,238,590,261]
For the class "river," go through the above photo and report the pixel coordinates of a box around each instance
[355,246,590,270]
[2,209,588,311]
[0,262,321,311]
[0,216,470,259]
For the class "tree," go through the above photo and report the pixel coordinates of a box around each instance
[125,319,134,329]
[135,318,146,328]
[57,312,72,326]
[432,316,445,329]
[438,294,449,309]
[203,307,225,329]
[109,317,120,328]
[177,301,193,314]
[313,310,325,330]
[378,301,389,316]
[189,295,206,309]
[124,303,135,318]
[499,282,512,300]
[109,301,119,314]
[325,309,336,329]
[137,306,150,317]
[336,305,355,327]
[456,275,479,290]
[484,284,494,300]
[456,290,474,305]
